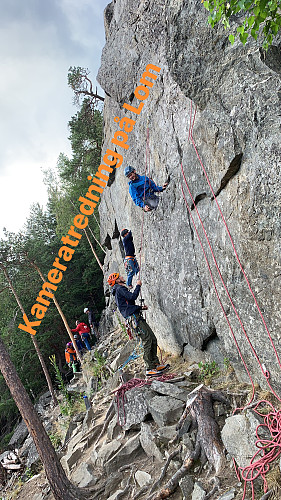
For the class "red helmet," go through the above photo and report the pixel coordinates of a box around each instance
[107,272,119,287]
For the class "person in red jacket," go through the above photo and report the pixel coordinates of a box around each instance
[71,321,91,351]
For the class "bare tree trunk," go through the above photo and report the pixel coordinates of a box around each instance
[88,225,106,254]
[0,335,89,500]
[83,228,103,270]
[0,265,58,406]
[152,386,229,499]
[30,262,83,364]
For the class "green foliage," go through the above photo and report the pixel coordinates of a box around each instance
[49,355,70,403]
[223,357,231,372]
[48,431,62,450]
[91,350,107,379]
[198,360,220,380]
[203,0,281,49]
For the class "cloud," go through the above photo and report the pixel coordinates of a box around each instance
[0,0,109,235]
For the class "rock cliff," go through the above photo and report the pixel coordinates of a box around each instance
[97,0,281,390]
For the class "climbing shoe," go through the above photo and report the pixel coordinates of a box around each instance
[156,363,170,372]
[146,369,159,377]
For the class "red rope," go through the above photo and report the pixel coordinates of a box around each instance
[188,104,281,373]
[239,401,281,500]
[184,102,281,499]
[180,182,255,410]
[114,374,176,425]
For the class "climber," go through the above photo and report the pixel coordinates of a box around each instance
[124,166,169,211]
[107,272,169,376]
[71,321,91,351]
[65,342,78,373]
[121,228,139,288]
[73,334,84,354]
[84,307,98,343]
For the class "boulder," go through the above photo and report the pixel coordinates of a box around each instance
[179,475,195,499]
[135,470,152,488]
[115,386,153,430]
[110,340,136,371]
[71,462,98,488]
[147,395,185,427]
[221,411,270,468]
[217,488,236,500]
[150,380,188,402]
[92,439,122,467]
[155,424,178,444]
[140,422,163,462]
[192,481,207,500]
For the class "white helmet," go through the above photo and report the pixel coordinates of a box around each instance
[84,307,89,313]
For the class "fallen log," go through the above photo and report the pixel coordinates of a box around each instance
[152,385,230,499]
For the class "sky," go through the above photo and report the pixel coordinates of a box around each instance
[0,0,109,236]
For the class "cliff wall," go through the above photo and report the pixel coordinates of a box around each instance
[97,0,281,389]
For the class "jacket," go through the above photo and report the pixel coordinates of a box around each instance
[128,175,163,208]
[122,230,135,257]
[71,322,90,335]
[112,283,141,318]
[65,347,77,364]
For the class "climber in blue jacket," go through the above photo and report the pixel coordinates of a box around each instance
[124,166,169,211]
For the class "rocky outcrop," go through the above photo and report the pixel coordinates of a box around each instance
[97,0,281,390]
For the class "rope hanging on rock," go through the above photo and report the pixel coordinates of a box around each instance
[187,102,281,374]
[181,101,281,500]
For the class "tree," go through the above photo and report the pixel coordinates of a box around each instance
[202,0,281,48]
[0,262,58,407]
[68,66,104,107]
[0,334,89,500]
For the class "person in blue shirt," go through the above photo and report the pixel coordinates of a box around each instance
[121,228,139,288]
[107,272,169,377]
[124,166,168,211]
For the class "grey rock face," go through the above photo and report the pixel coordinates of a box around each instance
[105,433,145,474]
[8,420,29,448]
[98,0,281,389]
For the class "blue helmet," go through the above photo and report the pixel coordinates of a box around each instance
[124,166,135,177]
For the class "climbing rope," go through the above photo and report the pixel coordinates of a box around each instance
[117,340,144,372]
[187,102,281,374]
[233,400,281,500]
[180,182,256,410]
[183,101,281,499]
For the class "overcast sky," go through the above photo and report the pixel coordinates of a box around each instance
[0,0,109,236]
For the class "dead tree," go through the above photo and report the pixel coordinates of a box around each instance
[152,385,230,500]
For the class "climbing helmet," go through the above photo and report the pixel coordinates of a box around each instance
[124,166,135,177]
[107,272,119,286]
